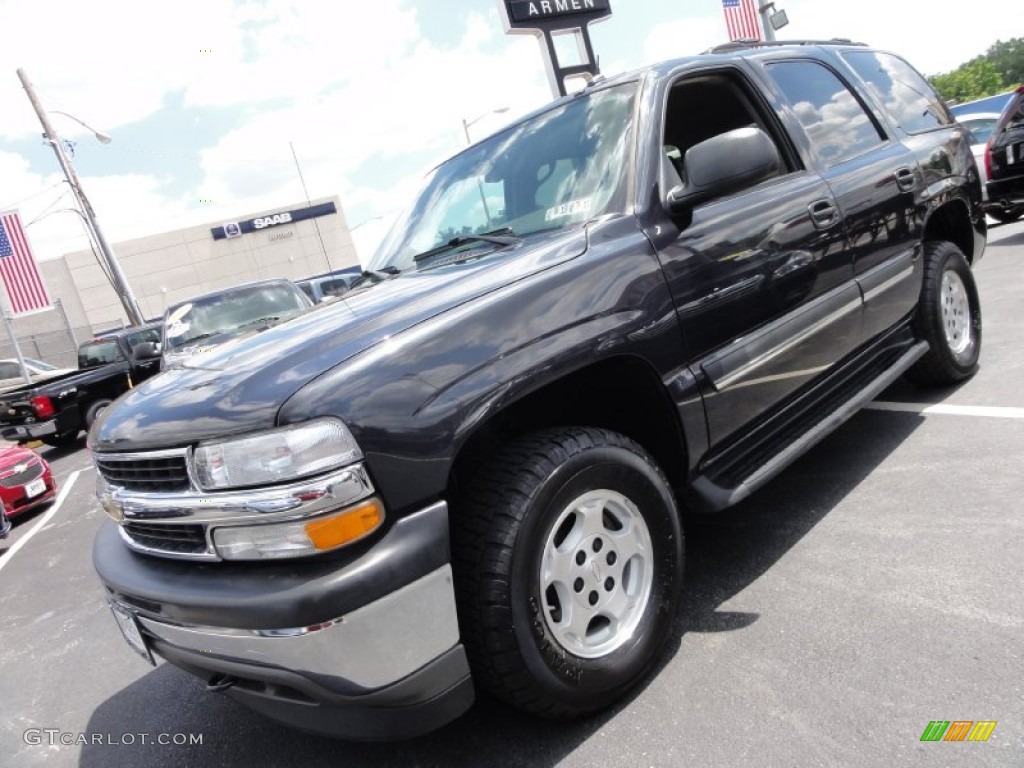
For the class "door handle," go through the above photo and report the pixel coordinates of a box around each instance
[895,166,916,192]
[808,199,839,229]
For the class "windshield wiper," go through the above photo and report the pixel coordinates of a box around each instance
[413,228,521,263]
[239,315,282,328]
[349,266,401,289]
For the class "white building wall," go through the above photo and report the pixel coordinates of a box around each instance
[39,195,358,333]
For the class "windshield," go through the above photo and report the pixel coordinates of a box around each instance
[369,83,638,273]
[163,283,309,351]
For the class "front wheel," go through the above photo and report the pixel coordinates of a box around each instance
[452,427,684,719]
[907,241,982,386]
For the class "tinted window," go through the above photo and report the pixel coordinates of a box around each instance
[78,340,124,368]
[125,327,161,350]
[0,362,21,379]
[768,60,884,167]
[843,51,953,134]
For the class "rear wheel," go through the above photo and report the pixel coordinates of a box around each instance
[988,206,1022,224]
[907,241,982,386]
[452,427,684,718]
[85,399,112,430]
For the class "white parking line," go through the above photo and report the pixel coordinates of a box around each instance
[0,469,82,575]
[867,402,1024,419]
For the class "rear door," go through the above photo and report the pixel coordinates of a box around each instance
[765,54,924,341]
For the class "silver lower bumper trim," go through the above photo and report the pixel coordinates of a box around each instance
[132,565,460,690]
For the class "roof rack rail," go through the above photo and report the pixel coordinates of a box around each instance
[705,38,868,54]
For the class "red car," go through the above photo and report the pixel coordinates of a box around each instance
[0,444,56,523]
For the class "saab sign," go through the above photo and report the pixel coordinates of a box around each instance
[211,201,336,240]
[506,0,611,25]
[253,212,292,229]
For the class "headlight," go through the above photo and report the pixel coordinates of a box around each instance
[193,418,362,490]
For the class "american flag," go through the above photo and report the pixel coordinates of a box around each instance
[722,0,763,42]
[0,210,51,315]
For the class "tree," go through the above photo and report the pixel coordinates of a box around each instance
[985,38,1024,86]
[931,58,1005,103]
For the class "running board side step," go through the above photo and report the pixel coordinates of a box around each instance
[691,341,928,512]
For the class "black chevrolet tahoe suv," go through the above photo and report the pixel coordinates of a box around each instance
[90,40,986,740]
[0,323,162,447]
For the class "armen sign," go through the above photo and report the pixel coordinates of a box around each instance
[506,0,611,25]
[499,0,612,97]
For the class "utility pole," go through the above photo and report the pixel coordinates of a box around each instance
[17,68,145,326]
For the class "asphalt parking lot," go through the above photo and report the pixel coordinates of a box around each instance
[1,221,1022,767]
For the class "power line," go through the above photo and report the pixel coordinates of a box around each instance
[0,180,66,211]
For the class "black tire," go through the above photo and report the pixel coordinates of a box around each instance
[907,241,982,386]
[988,207,1022,224]
[452,427,684,719]
[41,430,79,448]
[84,399,113,430]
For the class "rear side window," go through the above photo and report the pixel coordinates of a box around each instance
[78,340,124,368]
[843,50,953,134]
[767,60,884,167]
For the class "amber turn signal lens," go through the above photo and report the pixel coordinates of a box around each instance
[304,499,383,550]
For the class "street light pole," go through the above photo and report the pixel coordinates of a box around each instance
[17,68,145,326]
[461,107,510,146]
[461,108,510,227]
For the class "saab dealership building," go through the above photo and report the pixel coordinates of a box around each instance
[37,195,360,335]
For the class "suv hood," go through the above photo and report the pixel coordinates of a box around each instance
[91,229,587,452]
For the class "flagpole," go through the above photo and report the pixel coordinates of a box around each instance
[16,68,145,327]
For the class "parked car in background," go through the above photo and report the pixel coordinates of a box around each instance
[985,85,1024,223]
[0,358,75,393]
[0,443,56,521]
[154,279,313,368]
[296,266,362,304]
[956,112,1002,202]
[0,323,163,447]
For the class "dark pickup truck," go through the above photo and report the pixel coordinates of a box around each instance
[1,323,162,447]
[91,40,985,740]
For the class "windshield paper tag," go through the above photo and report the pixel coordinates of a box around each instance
[545,198,592,222]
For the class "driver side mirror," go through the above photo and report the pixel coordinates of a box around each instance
[663,126,781,215]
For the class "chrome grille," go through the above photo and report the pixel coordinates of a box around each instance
[0,461,43,487]
[95,452,190,493]
[122,522,210,556]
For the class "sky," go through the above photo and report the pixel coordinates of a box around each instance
[0,0,1021,267]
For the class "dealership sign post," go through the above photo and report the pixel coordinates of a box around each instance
[499,0,612,98]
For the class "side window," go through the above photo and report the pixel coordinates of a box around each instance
[768,60,884,168]
[843,51,952,134]
[663,71,790,198]
[0,362,20,379]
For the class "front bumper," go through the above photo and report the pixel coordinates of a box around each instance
[95,501,474,739]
